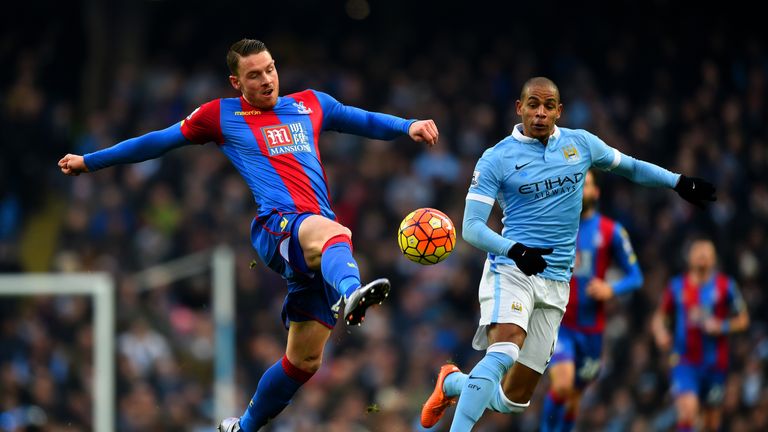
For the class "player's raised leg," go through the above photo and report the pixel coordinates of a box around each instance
[299,215,359,298]
[226,320,330,432]
[421,358,530,428]
[298,214,389,325]
[450,324,523,431]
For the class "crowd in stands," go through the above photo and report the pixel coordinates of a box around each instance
[1,2,767,431]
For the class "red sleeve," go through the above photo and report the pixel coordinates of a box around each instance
[660,285,674,314]
[180,99,224,144]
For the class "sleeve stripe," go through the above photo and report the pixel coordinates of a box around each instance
[466,193,495,205]
[610,148,622,169]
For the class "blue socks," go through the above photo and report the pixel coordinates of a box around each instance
[320,235,361,299]
[450,344,518,432]
[563,413,575,432]
[541,390,567,432]
[239,356,314,431]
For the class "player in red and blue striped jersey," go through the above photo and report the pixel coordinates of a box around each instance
[539,169,643,432]
[59,39,439,432]
[652,239,749,432]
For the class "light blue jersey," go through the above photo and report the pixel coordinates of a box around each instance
[465,124,679,282]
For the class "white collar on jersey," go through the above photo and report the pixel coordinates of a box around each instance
[512,123,561,143]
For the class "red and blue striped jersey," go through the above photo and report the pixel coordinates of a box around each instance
[660,273,744,370]
[180,89,413,219]
[561,213,643,334]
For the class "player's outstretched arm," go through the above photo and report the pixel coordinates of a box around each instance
[313,90,437,145]
[612,154,717,208]
[58,123,189,175]
[59,154,88,176]
[408,120,438,146]
[587,134,716,208]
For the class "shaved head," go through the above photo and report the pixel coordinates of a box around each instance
[521,77,560,103]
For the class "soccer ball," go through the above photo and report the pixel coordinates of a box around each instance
[397,208,457,265]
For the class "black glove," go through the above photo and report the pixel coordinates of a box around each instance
[507,243,554,276]
[674,175,717,209]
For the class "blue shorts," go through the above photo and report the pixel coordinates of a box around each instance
[250,211,341,329]
[550,326,603,388]
[670,363,726,406]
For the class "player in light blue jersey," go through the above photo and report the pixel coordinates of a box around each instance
[421,77,716,431]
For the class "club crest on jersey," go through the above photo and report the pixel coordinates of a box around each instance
[185,107,200,121]
[261,123,311,156]
[180,107,201,127]
[562,144,581,163]
[292,101,313,114]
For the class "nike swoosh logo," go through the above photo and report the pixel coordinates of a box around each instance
[515,161,533,170]
[467,375,493,382]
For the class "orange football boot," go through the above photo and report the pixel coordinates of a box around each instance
[421,363,461,428]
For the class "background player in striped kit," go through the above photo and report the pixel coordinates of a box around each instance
[540,169,643,431]
[58,38,439,432]
[652,239,749,432]
[420,77,716,431]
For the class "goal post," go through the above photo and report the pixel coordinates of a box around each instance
[212,246,236,423]
[0,273,115,432]
[132,245,236,424]
[0,245,236,431]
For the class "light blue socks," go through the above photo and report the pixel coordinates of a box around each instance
[449,343,519,431]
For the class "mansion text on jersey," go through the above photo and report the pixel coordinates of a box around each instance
[268,144,312,156]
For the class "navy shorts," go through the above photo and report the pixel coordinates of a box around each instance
[549,326,604,388]
[671,363,726,406]
[250,211,341,329]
